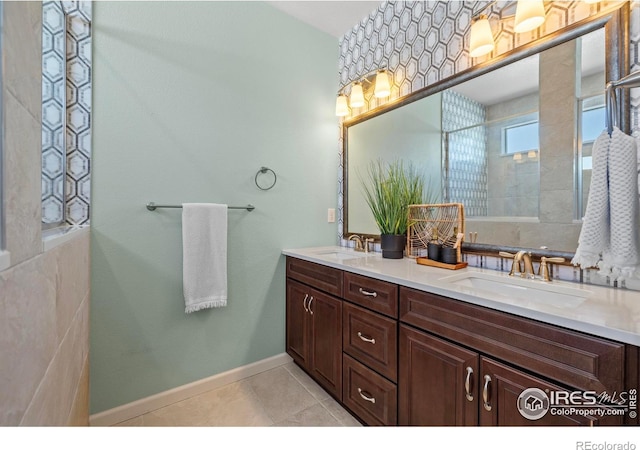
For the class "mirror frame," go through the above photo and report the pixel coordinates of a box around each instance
[341,3,630,261]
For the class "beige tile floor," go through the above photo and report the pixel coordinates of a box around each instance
[114,362,362,427]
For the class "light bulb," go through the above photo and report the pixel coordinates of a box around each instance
[469,15,494,58]
[335,94,349,117]
[514,0,545,33]
[374,70,391,98]
[350,82,365,108]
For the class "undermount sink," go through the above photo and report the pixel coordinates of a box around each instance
[313,250,367,261]
[439,272,591,309]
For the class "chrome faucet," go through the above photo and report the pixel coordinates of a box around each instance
[349,235,365,252]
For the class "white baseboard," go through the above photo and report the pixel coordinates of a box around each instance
[89,353,293,426]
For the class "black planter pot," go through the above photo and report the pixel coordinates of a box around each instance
[380,234,406,259]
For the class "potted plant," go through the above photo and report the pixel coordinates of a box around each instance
[360,159,433,259]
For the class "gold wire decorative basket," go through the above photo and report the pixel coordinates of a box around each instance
[407,203,465,261]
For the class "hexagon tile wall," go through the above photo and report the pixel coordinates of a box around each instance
[337,0,640,245]
[42,1,92,226]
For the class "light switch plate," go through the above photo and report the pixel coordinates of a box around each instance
[328,208,336,223]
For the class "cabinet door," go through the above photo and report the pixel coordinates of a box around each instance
[479,357,622,426]
[286,280,310,368]
[309,291,343,400]
[399,325,479,426]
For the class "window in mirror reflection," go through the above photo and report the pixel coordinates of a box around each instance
[503,120,539,155]
[579,94,606,219]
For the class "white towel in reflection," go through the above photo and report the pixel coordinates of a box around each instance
[573,127,640,280]
[182,203,227,313]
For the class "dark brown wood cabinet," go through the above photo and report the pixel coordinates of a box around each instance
[479,357,621,426]
[398,324,623,426]
[285,256,638,427]
[343,354,397,426]
[399,324,479,426]
[399,287,627,426]
[286,275,342,400]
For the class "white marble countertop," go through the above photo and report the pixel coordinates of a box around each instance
[282,246,640,346]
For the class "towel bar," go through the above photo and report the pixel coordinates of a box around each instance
[606,69,640,135]
[146,202,255,212]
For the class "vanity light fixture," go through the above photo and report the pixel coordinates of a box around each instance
[513,152,523,162]
[514,0,546,33]
[527,150,538,159]
[469,15,495,58]
[469,0,547,58]
[350,82,365,108]
[335,69,391,116]
[335,94,349,117]
[373,69,391,98]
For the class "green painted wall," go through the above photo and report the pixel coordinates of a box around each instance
[90,1,339,413]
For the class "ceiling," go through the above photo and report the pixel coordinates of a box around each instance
[266,1,382,38]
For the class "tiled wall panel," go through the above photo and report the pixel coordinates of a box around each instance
[442,89,488,216]
[0,2,91,426]
[42,0,92,226]
[42,1,66,224]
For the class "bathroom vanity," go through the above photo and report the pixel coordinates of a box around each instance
[283,247,640,426]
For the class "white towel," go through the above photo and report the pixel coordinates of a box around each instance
[573,127,640,281]
[600,128,640,280]
[182,203,228,313]
[572,129,610,269]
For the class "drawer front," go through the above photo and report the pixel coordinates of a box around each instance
[399,286,625,394]
[343,302,398,382]
[344,272,398,318]
[343,354,398,426]
[286,257,343,297]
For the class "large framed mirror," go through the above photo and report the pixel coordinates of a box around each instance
[342,3,629,258]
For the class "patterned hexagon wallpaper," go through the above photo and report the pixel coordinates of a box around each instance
[41,1,91,226]
[337,1,640,248]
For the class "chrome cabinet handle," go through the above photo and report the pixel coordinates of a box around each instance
[302,294,309,312]
[357,388,376,404]
[482,375,492,411]
[308,296,314,315]
[465,366,474,402]
[357,332,376,344]
[358,288,378,298]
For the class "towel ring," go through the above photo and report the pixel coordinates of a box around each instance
[255,166,277,191]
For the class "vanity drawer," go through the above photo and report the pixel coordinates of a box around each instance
[343,302,398,382]
[286,257,343,297]
[399,286,625,394]
[343,354,397,426]
[344,272,398,318]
